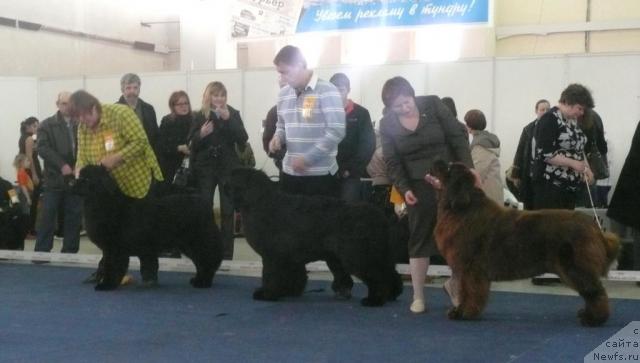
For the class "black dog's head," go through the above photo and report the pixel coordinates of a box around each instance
[72,165,120,197]
[427,160,481,211]
[227,167,276,207]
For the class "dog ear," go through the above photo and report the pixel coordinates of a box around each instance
[229,168,272,206]
[445,164,476,211]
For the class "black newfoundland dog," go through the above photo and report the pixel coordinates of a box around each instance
[229,168,402,306]
[75,165,223,290]
[0,177,28,250]
[427,161,619,326]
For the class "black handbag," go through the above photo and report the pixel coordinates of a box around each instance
[172,157,191,187]
[586,144,609,180]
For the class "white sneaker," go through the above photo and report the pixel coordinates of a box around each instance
[410,299,425,314]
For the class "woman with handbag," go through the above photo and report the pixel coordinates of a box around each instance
[157,91,194,186]
[531,84,595,210]
[379,76,475,314]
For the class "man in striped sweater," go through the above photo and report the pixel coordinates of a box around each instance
[269,45,345,197]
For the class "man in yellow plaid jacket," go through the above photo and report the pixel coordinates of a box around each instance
[72,90,163,198]
[70,90,163,284]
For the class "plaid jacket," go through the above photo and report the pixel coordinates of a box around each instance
[76,104,163,198]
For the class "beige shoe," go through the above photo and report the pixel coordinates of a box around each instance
[120,274,135,286]
[410,299,426,314]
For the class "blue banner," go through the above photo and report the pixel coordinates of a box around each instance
[296,0,489,33]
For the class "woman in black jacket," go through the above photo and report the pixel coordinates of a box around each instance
[189,81,248,260]
[379,76,474,314]
[157,91,194,184]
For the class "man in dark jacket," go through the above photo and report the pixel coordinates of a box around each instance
[510,99,550,210]
[607,120,640,280]
[116,73,159,155]
[329,73,375,202]
[34,92,82,253]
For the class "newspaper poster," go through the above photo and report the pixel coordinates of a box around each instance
[231,0,304,39]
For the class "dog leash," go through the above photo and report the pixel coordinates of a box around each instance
[581,152,603,231]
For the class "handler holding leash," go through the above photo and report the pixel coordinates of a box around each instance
[71,90,163,283]
[379,76,475,314]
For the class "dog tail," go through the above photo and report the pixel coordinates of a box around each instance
[602,231,621,273]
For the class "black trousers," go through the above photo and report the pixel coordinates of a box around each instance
[532,181,577,210]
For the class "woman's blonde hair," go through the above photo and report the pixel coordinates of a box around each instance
[200,81,227,117]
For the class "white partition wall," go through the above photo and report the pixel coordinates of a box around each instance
[1,53,639,193]
[427,60,495,129]
[0,77,38,181]
[135,72,189,118]
[493,56,568,181]
[242,69,282,177]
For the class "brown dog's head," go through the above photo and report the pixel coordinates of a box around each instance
[427,160,481,211]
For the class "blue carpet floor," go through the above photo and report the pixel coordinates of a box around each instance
[1,263,638,363]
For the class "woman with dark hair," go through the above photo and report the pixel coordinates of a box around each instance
[379,76,474,313]
[530,84,595,285]
[532,84,594,210]
[189,81,248,260]
[157,91,194,184]
[18,116,42,234]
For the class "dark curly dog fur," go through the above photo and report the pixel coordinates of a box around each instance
[228,168,402,306]
[0,177,28,250]
[428,161,619,326]
[75,165,223,291]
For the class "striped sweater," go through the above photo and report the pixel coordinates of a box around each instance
[274,72,345,176]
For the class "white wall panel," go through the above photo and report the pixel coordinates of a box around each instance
[0,77,38,181]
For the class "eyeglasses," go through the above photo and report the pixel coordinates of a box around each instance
[174,102,190,106]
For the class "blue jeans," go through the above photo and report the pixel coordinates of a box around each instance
[34,189,83,253]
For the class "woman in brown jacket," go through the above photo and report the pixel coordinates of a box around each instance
[379,76,474,314]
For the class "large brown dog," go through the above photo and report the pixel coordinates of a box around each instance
[427,161,619,326]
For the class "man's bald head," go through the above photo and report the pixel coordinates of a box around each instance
[57,91,72,117]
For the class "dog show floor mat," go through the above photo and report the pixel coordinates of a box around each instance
[1,263,638,363]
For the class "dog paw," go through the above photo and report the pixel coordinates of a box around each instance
[578,308,607,327]
[94,282,118,291]
[333,287,352,300]
[253,288,279,301]
[447,306,463,320]
[190,277,212,288]
[142,279,159,288]
[361,297,384,307]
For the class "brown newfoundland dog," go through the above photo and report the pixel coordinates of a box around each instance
[427,161,619,326]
